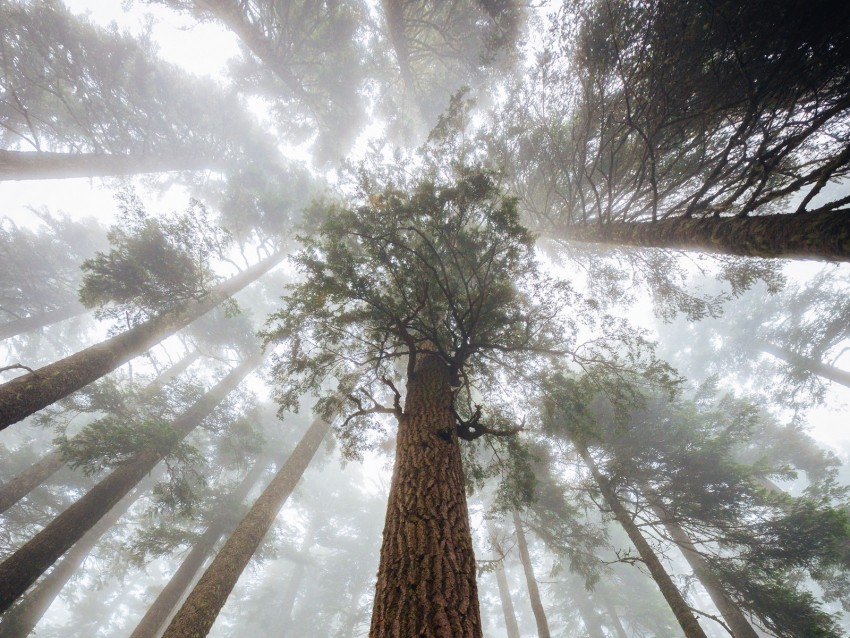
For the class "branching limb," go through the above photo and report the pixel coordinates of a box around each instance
[0,363,37,375]
[454,404,523,441]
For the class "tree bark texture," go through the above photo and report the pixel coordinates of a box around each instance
[757,340,850,389]
[128,458,270,638]
[0,150,217,181]
[369,353,482,638]
[0,477,154,638]
[0,251,282,431]
[513,511,551,638]
[0,356,260,613]
[578,446,709,638]
[0,303,87,341]
[160,415,331,638]
[487,524,520,638]
[566,211,850,261]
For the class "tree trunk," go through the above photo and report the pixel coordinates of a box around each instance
[513,510,551,638]
[0,303,87,341]
[0,251,282,431]
[574,587,606,638]
[160,415,331,638]
[487,522,520,638]
[757,340,850,388]
[379,0,418,100]
[128,458,270,638]
[0,348,203,515]
[565,210,850,261]
[602,599,629,638]
[0,355,260,613]
[276,519,317,634]
[369,352,482,638]
[0,150,218,181]
[0,475,155,638]
[578,446,709,638]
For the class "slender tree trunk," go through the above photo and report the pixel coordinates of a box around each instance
[566,210,850,261]
[574,586,606,638]
[487,522,521,638]
[0,348,203,515]
[0,303,87,341]
[276,519,317,634]
[379,0,418,99]
[160,415,331,638]
[602,599,629,638]
[0,356,260,613]
[513,511,551,638]
[369,352,482,638]
[0,251,282,431]
[0,475,155,638]
[578,445,709,638]
[128,458,270,638]
[341,573,369,638]
[756,340,850,388]
[0,150,218,181]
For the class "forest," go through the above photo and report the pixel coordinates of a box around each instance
[1,1,850,636]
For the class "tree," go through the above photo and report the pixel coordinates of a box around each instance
[512,510,552,638]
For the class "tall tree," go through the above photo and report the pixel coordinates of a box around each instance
[512,511,551,638]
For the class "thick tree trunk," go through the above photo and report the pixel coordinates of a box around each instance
[578,446,709,638]
[487,524,520,638]
[160,415,331,638]
[513,511,551,638]
[369,352,482,638]
[566,210,850,261]
[0,476,154,638]
[0,303,87,341]
[756,340,850,388]
[128,458,270,638]
[0,356,259,613]
[0,349,202,515]
[0,251,282,431]
[0,150,217,181]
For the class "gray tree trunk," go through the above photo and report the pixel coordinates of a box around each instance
[513,511,551,638]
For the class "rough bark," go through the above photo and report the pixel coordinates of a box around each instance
[0,251,282,431]
[0,477,154,638]
[369,353,482,638]
[0,150,218,181]
[0,356,260,613]
[0,303,87,341]
[160,415,331,638]
[513,510,551,638]
[578,446,709,638]
[757,340,850,388]
[488,524,520,638]
[128,458,270,638]
[566,210,850,261]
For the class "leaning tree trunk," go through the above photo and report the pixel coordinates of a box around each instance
[0,150,218,181]
[160,415,331,638]
[0,251,282,431]
[0,355,260,613]
[128,457,270,638]
[756,339,850,388]
[577,445,709,638]
[369,352,482,638]
[0,303,87,341]
[0,475,155,638]
[487,523,520,638]
[0,350,202,515]
[565,210,850,261]
[513,511,551,638]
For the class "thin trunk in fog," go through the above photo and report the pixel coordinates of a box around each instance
[487,522,520,638]
[341,573,369,638]
[379,0,418,99]
[577,445,709,638]
[603,599,629,638]
[574,587,606,638]
[277,518,317,634]
[0,349,203,515]
[128,458,270,638]
[513,510,551,638]
[756,340,850,388]
[160,415,331,638]
[0,303,87,341]
[0,252,282,431]
[0,356,260,613]
[0,150,219,181]
[0,477,154,638]
[566,211,850,261]
[369,352,482,638]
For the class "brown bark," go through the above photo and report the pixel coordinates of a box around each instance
[578,446,709,638]
[757,340,850,389]
[0,356,260,613]
[513,510,551,638]
[488,524,520,638]
[0,150,218,181]
[0,303,87,341]
[566,210,850,261]
[128,458,270,638]
[160,416,331,638]
[369,352,482,638]
[0,251,283,431]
